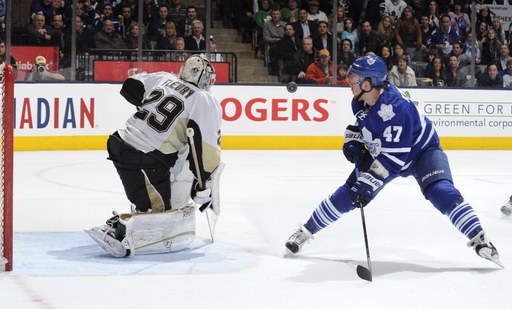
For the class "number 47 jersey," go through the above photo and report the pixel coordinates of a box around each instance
[118,71,222,174]
[353,83,440,177]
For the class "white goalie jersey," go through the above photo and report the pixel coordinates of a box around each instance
[118,71,222,174]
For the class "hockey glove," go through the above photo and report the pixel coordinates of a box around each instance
[350,171,384,207]
[191,180,212,210]
[343,125,367,166]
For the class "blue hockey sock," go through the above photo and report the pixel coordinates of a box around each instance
[448,201,482,240]
[305,184,355,234]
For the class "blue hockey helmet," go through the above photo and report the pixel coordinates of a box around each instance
[347,55,388,87]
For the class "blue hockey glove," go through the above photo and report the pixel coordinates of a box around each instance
[343,125,367,166]
[350,171,384,207]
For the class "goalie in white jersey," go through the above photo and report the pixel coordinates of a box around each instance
[86,54,223,258]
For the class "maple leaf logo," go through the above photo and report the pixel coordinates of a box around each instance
[367,57,376,65]
[377,104,395,121]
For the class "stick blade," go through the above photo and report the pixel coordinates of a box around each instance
[356,265,372,282]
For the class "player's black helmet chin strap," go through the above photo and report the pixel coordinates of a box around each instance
[354,78,373,101]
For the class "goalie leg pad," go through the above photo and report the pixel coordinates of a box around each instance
[120,203,196,256]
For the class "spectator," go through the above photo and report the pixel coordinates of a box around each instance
[24,55,65,81]
[147,5,170,46]
[171,36,188,61]
[448,3,469,39]
[329,5,346,38]
[410,0,426,22]
[0,40,18,79]
[71,15,93,54]
[388,54,417,86]
[117,5,135,37]
[391,42,412,66]
[445,55,466,87]
[336,63,350,85]
[379,44,393,70]
[382,0,407,22]
[208,35,224,62]
[94,19,127,49]
[185,20,206,51]
[476,21,488,42]
[140,0,158,25]
[476,5,492,28]
[307,1,327,23]
[26,13,60,46]
[481,29,501,66]
[281,0,300,23]
[49,0,65,22]
[277,23,302,83]
[347,0,381,30]
[157,21,177,50]
[419,14,434,48]
[235,0,256,44]
[395,6,421,50]
[340,17,358,54]
[313,21,334,56]
[339,38,356,66]
[168,0,187,26]
[75,2,95,31]
[427,0,440,29]
[125,22,149,49]
[423,56,446,86]
[422,49,438,77]
[501,58,512,88]
[448,41,471,68]
[30,0,53,24]
[305,48,335,84]
[377,15,395,47]
[262,8,286,74]
[255,0,272,32]
[93,3,121,34]
[477,63,503,88]
[497,44,511,72]
[428,14,460,56]
[291,8,317,40]
[294,36,318,83]
[178,5,202,38]
[463,32,482,65]
[50,13,66,52]
[491,18,505,46]
[358,21,384,56]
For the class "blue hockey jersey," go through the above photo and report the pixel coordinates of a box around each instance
[352,84,439,177]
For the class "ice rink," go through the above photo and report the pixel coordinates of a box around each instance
[2,149,512,309]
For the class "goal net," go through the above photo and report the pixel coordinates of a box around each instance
[0,63,14,272]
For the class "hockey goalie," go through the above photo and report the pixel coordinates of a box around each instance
[85,54,224,258]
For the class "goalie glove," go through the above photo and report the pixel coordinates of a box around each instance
[192,181,212,208]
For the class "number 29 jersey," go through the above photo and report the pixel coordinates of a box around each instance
[118,72,222,173]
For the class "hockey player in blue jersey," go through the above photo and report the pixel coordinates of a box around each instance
[285,55,503,267]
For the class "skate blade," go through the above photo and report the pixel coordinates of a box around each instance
[489,257,505,268]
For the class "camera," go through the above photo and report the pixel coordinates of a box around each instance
[36,64,46,73]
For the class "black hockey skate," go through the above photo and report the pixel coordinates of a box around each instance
[285,224,313,254]
[85,211,130,258]
[500,195,512,216]
[467,231,504,268]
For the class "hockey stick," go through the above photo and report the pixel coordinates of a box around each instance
[355,168,372,282]
[186,127,216,243]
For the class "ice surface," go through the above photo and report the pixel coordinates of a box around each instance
[1,150,512,309]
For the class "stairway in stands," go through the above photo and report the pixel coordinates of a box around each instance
[189,0,278,84]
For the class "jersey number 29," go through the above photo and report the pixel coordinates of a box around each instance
[134,89,185,132]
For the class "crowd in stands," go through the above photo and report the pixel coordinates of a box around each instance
[1,0,512,87]
[222,0,512,88]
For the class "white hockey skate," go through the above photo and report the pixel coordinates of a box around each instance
[285,224,313,254]
[500,195,512,216]
[85,212,130,258]
[467,231,504,268]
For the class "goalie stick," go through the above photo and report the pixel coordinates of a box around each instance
[186,127,217,242]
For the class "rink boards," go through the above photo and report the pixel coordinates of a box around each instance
[13,83,512,150]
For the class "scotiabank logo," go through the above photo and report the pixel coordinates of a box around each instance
[221,97,329,122]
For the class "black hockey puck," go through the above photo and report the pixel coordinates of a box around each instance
[286,82,298,93]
